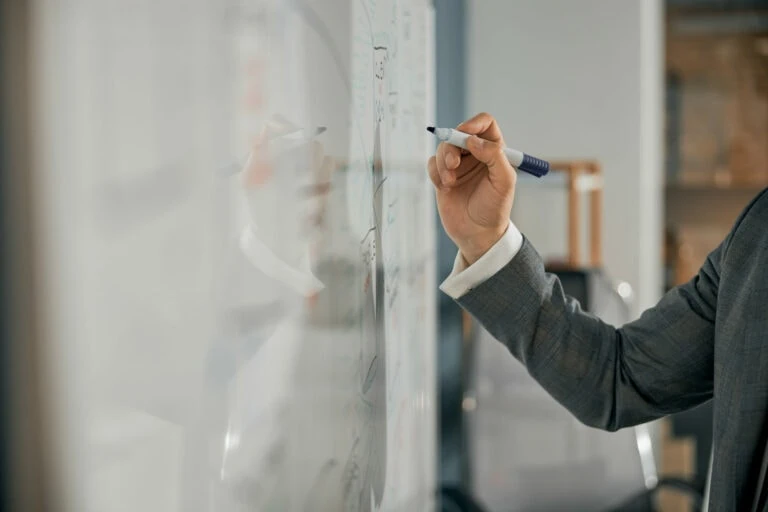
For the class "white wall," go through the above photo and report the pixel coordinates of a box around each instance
[467,0,663,317]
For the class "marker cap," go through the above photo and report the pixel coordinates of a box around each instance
[518,154,549,177]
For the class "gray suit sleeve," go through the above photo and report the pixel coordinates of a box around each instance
[457,237,722,431]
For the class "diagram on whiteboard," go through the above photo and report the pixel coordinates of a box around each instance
[240,1,438,510]
[40,0,436,511]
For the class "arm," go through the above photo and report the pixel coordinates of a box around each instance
[452,234,721,431]
[427,112,740,431]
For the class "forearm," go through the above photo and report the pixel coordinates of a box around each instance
[453,238,624,430]
[450,237,715,431]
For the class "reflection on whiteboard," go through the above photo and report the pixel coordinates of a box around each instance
[33,0,436,511]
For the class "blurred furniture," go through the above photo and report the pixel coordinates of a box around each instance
[609,422,706,512]
[543,161,631,330]
[545,160,603,269]
[666,2,768,188]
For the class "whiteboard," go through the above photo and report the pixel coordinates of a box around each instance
[31,0,436,510]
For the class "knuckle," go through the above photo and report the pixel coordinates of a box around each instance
[479,112,495,127]
[484,140,501,153]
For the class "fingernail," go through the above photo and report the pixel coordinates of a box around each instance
[445,153,456,169]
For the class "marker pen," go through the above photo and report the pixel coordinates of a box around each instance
[427,126,549,178]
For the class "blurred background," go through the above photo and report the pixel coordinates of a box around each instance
[2,0,767,511]
[437,1,767,511]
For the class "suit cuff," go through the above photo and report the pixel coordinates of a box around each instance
[439,222,524,299]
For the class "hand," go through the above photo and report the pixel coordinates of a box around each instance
[241,119,335,265]
[427,113,516,265]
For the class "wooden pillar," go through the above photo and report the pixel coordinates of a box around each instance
[568,166,581,267]
[589,164,603,268]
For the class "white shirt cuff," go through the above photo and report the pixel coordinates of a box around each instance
[439,222,524,299]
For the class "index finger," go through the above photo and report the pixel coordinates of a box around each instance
[456,112,503,143]
[436,141,462,171]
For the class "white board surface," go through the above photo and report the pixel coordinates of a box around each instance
[31,1,436,510]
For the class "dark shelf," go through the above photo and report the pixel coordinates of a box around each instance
[668,0,768,11]
[665,182,767,226]
[666,182,768,193]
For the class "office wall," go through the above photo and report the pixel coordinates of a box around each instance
[467,0,664,317]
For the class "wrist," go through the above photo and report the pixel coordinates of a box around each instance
[458,224,509,266]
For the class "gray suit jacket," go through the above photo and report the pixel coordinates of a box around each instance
[455,188,768,510]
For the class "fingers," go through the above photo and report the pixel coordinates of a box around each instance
[465,135,502,166]
[428,152,477,190]
[435,141,464,190]
[427,156,442,189]
[429,111,511,190]
[465,135,515,189]
[457,112,503,143]
[436,141,462,172]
